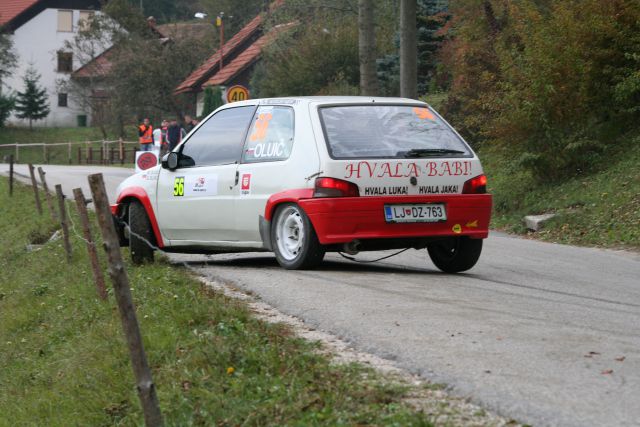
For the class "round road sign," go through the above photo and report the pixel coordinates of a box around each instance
[226,85,250,103]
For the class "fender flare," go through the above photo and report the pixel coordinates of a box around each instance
[115,186,165,248]
[262,189,315,249]
[264,188,314,221]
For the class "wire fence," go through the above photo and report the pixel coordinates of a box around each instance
[0,139,141,165]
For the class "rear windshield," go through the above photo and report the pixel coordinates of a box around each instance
[319,105,472,159]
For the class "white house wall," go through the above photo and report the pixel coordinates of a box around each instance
[5,8,100,127]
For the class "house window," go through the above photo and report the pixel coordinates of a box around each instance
[79,11,94,31]
[57,52,73,73]
[57,10,73,32]
[58,93,68,107]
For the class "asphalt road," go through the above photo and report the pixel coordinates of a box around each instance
[3,163,639,427]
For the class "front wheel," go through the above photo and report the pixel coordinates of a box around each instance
[128,200,155,265]
[427,237,483,273]
[271,203,325,270]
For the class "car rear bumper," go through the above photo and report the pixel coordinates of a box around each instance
[299,194,492,245]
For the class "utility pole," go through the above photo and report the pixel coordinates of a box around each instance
[217,12,225,72]
[358,0,378,96]
[400,0,417,99]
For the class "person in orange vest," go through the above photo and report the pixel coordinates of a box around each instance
[138,118,153,151]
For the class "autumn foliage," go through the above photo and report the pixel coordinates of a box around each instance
[441,0,640,180]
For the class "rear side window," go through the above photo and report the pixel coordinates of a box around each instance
[242,106,294,163]
[180,106,255,167]
[319,105,472,159]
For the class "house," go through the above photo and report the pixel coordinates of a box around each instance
[174,0,293,116]
[0,0,104,127]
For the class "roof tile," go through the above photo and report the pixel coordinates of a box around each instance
[174,14,263,94]
[0,0,39,26]
[203,23,294,87]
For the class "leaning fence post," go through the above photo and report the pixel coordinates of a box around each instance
[37,167,58,222]
[8,154,14,196]
[55,184,72,263]
[88,173,163,427]
[28,163,43,215]
[73,187,107,300]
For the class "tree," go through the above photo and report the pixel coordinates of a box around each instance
[15,66,50,129]
[201,85,223,117]
[58,11,118,137]
[400,0,417,99]
[0,32,17,127]
[358,0,378,95]
[0,32,17,90]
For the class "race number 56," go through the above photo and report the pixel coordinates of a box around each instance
[173,176,185,196]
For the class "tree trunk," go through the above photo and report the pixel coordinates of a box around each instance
[400,0,417,99]
[358,0,378,96]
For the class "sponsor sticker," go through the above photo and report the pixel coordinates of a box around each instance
[452,224,462,234]
[184,175,217,196]
[173,175,218,197]
[173,176,185,196]
[240,173,251,196]
[135,151,158,173]
[412,107,435,121]
[250,112,273,141]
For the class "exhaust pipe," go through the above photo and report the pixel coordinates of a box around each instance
[343,240,361,255]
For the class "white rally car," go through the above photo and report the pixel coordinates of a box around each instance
[112,97,492,272]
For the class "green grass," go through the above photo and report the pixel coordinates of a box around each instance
[482,133,640,250]
[0,177,436,426]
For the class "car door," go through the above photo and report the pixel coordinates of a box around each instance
[234,105,297,242]
[156,105,256,243]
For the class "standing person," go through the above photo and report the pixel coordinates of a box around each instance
[183,114,197,133]
[138,118,153,151]
[153,119,169,155]
[166,119,185,151]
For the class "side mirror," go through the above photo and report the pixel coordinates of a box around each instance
[162,152,179,170]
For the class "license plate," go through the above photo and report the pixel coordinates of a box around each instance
[384,204,447,223]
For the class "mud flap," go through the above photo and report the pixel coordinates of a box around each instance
[259,215,272,250]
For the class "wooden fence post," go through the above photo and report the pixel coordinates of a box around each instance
[55,184,72,263]
[8,154,14,196]
[68,142,72,164]
[73,187,107,300]
[119,138,124,165]
[88,173,163,427]
[37,167,58,222]
[28,163,43,215]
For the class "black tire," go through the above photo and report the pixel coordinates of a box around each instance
[427,237,483,273]
[128,200,155,265]
[271,203,325,270]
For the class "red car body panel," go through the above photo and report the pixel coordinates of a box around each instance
[111,186,164,248]
[265,190,492,245]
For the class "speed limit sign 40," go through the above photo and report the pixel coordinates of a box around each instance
[226,85,250,103]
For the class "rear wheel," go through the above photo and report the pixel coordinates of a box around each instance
[128,200,155,265]
[271,203,325,269]
[427,237,482,273]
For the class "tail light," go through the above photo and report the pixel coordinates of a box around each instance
[313,177,360,198]
[462,174,487,194]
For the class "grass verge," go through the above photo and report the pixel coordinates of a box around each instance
[0,177,439,426]
[482,133,640,250]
